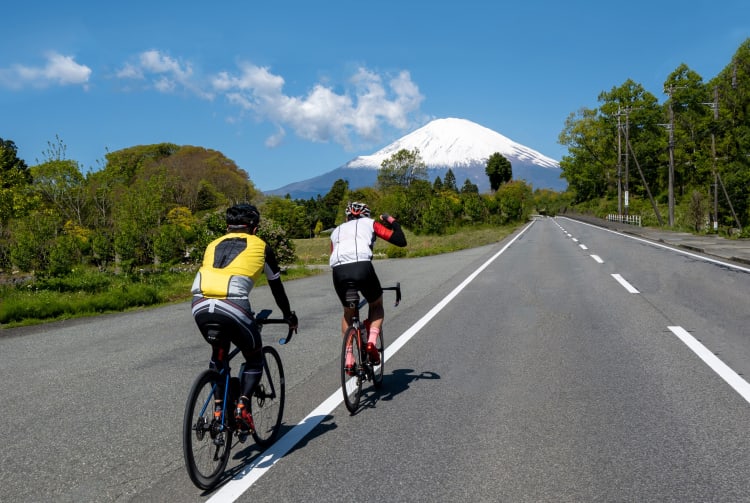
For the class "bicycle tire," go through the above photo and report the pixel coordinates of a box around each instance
[341,325,363,413]
[183,369,232,490]
[251,346,285,447]
[371,328,384,388]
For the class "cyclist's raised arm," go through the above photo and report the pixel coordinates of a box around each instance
[263,243,294,322]
[374,214,406,247]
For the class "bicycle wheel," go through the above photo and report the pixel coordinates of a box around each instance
[371,328,384,388]
[341,325,363,413]
[183,369,232,490]
[251,346,285,447]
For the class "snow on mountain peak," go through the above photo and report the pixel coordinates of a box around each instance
[346,117,559,170]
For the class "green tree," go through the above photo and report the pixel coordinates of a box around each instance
[495,180,532,223]
[485,152,512,191]
[377,148,428,190]
[0,138,32,232]
[30,159,87,225]
[460,178,479,194]
[443,169,458,192]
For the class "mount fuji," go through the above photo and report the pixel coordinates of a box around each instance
[266,118,566,198]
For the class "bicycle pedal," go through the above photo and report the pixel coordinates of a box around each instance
[237,431,248,443]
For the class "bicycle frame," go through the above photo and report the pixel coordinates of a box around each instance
[340,283,400,413]
[197,311,295,433]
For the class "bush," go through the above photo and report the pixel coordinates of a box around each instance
[385,245,408,258]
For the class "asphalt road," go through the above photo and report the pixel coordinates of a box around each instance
[2,217,749,502]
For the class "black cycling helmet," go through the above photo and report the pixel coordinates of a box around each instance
[226,203,260,230]
[345,201,370,220]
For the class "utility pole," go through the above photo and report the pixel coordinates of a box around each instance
[666,87,676,227]
[663,85,686,227]
[710,86,719,232]
[703,88,720,232]
[617,107,623,215]
[624,107,631,216]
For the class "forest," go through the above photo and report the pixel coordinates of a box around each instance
[558,38,750,234]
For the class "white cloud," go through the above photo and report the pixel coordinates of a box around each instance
[211,62,424,149]
[112,50,424,149]
[0,52,91,89]
[116,49,212,99]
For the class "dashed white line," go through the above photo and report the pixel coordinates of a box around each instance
[591,254,604,263]
[611,273,639,293]
[579,244,588,250]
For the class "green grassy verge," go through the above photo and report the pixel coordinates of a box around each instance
[0,223,520,328]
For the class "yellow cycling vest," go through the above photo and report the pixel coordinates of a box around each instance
[192,232,267,299]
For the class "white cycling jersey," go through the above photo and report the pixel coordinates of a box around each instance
[329,217,379,266]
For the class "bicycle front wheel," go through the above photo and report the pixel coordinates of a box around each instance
[341,325,363,413]
[251,346,285,447]
[183,369,232,490]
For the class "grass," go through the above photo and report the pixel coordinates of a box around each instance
[0,223,520,328]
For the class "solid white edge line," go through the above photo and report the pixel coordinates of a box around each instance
[611,273,639,293]
[668,326,750,403]
[207,220,537,503]
[556,216,750,273]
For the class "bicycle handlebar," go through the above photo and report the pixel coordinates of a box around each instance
[255,309,298,345]
[382,282,401,307]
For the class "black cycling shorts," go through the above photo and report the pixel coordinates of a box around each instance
[332,261,382,307]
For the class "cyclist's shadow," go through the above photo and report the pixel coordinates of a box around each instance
[361,368,440,409]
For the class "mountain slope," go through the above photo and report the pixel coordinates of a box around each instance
[268,118,566,198]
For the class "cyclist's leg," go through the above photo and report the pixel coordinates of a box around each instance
[221,300,263,398]
[332,264,359,336]
[360,263,384,346]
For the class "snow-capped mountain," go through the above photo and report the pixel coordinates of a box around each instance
[267,117,566,198]
[347,117,559,170]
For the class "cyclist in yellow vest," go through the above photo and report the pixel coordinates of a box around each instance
[192,204,298,432]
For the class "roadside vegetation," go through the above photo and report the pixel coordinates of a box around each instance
[0,223,521,328]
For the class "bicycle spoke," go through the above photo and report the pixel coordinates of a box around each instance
[183,370,232,490]
[251,346,285,447]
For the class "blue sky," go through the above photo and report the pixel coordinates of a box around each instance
[2,1,747,191]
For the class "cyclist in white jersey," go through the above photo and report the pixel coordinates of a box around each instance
[330,201,407,367]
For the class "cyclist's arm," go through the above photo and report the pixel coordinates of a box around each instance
[374,215,406,247]
[264,244,293,318]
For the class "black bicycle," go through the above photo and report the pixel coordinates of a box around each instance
[341,283,401,413]
[183,309,296,490]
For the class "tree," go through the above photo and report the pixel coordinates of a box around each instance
[495,180,532,223]
[377,148,428,190]
[30,159,87,225]
[460,178,479,194]
[485,152,512,191]
[0,138,32,237]
[443,169,458,192]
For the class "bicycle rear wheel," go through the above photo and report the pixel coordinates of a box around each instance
[371,328,384,388]
[183,369,232,490]
[251,346,285,447]
[341,325,363,413]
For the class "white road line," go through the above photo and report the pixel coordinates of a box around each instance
[611,273,639,293]
[207,220,537,503]
[579,244,588,250]
[556,216,750,273]
[572,237,578,242]
[668,326,750,403]
[591,254,604,263]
